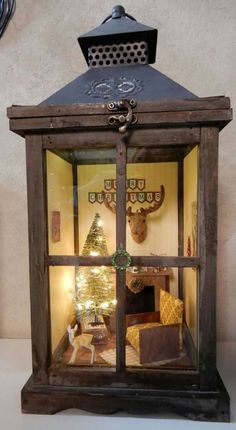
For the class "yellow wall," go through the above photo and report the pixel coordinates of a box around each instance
[46,151,75,353]
[78,163,116,255]
[47,151,74,255]
[126,163,178,258]
[78,162,178,293]
[183,146,198,346]
[49,266,75,353]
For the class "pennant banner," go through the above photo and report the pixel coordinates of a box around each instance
[89,191,162,204]
[104,178,145,191]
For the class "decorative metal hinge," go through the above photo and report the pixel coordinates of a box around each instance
[107,99,137,133]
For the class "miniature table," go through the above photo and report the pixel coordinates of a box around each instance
[80,315,109,344]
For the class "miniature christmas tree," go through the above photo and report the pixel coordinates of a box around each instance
[74,213,116,325]
[82,213,109,257]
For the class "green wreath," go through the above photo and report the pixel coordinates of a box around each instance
[128,278,145,294]
[111,248,131,271]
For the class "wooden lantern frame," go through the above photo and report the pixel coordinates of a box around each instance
[7,96,232,420]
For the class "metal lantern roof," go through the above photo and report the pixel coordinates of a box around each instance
[41,5,196,106]
[78,5,158,65]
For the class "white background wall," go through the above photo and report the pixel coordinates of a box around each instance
[0,0,235,340]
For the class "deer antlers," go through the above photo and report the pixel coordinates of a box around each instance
[127,185,165,217]
[103,186,165,216]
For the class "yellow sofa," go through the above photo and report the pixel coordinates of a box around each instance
[126,289,184,364]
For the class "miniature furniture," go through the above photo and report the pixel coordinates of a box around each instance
[80,315,109,344]
[126,290,184,363]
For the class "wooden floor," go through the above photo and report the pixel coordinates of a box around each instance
[62,333,194,369]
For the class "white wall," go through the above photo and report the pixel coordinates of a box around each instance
[0,0,235,340]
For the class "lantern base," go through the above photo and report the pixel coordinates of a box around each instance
[21,372,230,422]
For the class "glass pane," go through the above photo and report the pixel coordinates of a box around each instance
[49,266,75,356]
[125,266,198,370]
[184,146,198,257]
[46,148,116,255]
[50,266,117,368]
[183,267,198,367]
[126,145,198,257]
[126,148,178,256]
[46,150,74,255]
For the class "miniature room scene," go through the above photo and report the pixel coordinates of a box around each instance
[47,145,198,370]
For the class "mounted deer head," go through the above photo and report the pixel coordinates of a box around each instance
[102,185,165,243]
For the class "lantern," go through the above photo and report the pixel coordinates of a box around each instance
[7,5,232,421]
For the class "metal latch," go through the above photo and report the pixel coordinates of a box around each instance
[107,99,137,133]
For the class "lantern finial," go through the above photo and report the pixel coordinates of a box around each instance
[111,5,125,19]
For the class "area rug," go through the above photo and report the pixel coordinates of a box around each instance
[99,345,184,367]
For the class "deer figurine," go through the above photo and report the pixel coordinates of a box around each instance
[67,324,95,365]
[102,185,165,243]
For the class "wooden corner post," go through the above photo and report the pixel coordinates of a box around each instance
[198,126,219,389]
[25,135,51,384]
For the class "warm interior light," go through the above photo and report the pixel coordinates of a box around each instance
[101,302,109,309]
[97,219,103,227]
[90,251,99,256]
[85,300,94,309]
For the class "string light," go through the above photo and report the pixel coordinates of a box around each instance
[90,251,100,256]
[101,302,109,309]
[91,268,100,274]
[74,213,116,324]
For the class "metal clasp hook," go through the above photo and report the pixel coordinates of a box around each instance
[107,99,137,133]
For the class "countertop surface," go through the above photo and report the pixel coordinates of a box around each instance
[0,339,235,429]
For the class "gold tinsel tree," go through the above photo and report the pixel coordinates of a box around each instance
[75,213,116,325]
